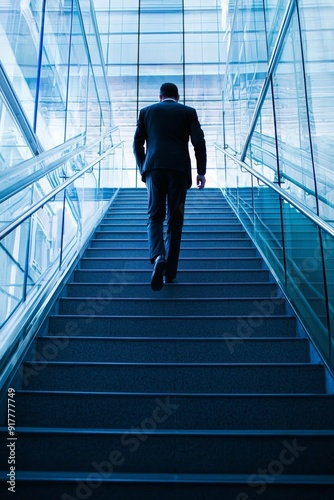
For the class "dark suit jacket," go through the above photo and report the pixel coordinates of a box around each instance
[133,99,206,188]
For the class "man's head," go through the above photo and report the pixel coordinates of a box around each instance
[159,82,179,101]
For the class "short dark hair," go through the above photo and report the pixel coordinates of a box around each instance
[160,82,179,99]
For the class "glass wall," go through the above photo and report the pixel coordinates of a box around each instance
[0,0,112,153]
[298,0,334,223]
[0,0,119,353]
[222,0,334,223]
[93,0,226,186]
[0,90,34,170]
[221,0,334,371]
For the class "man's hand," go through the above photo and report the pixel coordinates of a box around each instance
[197,174,206,190]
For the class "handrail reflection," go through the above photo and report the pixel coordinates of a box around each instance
[215,143,334,240]
[0,127,118,204]
[0,141,124,243]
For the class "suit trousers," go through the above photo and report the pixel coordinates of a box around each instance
[146,169,188,280]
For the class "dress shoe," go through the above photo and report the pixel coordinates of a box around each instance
[151,255,167,291]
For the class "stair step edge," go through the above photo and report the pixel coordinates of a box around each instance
[2,471,334,484]
[13,390,331,397]
[59,297,284,302]
[23,361,319,368]
[37,335,307,341]
[49,314,295,319]
[1,427,334,437]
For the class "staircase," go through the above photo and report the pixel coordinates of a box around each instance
[1,187,334,499]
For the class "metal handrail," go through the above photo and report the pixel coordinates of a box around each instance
[0,127,118,204]
[215,143,334,240]
[0,135,84,204]
[251,133,334,193]
[1,131,84,172]
[250,146,334,212]
[0,140,124,242]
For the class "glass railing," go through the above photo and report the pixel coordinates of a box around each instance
[0,129,125,389]
[0,132,85,206]
[216,144,334,374]
[0,129,122,237]
[248,131,334,217]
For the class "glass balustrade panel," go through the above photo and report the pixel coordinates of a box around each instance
[0,221,30,326]
[322,231,334,367]
[282,201,329,358]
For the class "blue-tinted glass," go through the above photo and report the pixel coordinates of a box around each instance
[323,231,334,367]
[264,0,290,56]
[298,0,334,225]
[283,204,330,364]
[272,11,316,209]
[36,3,72,147]
[0,0,41,125]
[94,0,225,186]
[222,0,268,155]
[221,0,334,374]
[248,83,277,183]
[0,0,111,154]
[0,223,30,326]
[0,93,34,169]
